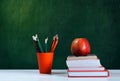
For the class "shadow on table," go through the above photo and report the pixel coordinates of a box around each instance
[51,70,67,77]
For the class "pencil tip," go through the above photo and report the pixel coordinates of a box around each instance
[53,34,58,40]
[55,34,58,39]
[32,35,38,41]
[45,37,48,43]
[36,34,38,37]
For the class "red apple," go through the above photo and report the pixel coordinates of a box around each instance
[71,38,91,56]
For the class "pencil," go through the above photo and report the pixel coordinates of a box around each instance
[32,34,44,52]
[45,37,48,52]
[50,34,58,52]
[32,35,40,52]
[36,34,44,52]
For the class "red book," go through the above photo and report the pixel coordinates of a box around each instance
[68,69,110,78]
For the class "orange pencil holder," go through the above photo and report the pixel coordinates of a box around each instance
[37,52,54,74]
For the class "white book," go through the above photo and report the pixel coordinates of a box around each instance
[67,55,98,60]
[69,66,105,71]
[68,70,109,77]
[66,59,101,67]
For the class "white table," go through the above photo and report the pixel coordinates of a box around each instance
[0,70,119,81]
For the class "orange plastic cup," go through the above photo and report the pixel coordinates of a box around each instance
[37,52,54,74]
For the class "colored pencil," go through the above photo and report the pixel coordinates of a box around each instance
[36,34,44,52]
[50,34,58,52]
[32,34,44,52]
[45,37,48,52]
[32,34,41,52]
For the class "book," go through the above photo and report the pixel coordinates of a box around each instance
[66,55,109,78]
[67,55,98,60]
[68,66,105,71]
[66,59,101,67]
[68,69,109,77]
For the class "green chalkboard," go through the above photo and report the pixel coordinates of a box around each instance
[0,0,120,69]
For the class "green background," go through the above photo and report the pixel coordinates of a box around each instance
[0,0,120,69]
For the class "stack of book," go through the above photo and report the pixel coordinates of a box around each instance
[66,55,109,77]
